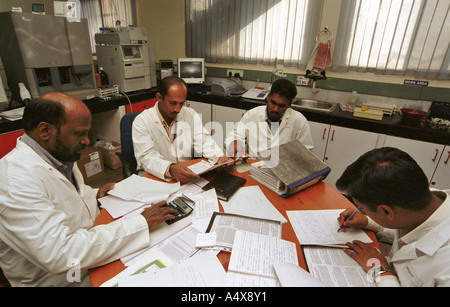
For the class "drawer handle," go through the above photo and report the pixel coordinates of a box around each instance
[322,128,327,140]
[445,151,450,164]
[331,130,335,141]
[432,149,439,162]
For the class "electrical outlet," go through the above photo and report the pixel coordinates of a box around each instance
[227,69,244,78]
[297,76,310,86]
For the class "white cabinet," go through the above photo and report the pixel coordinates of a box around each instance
[322,126,380,190]
[186,100,212,125]
[431,146,450,190]
[309,122,381,190]
[212,105,247,151]
[384,136,448,188]
[308,121,330,161]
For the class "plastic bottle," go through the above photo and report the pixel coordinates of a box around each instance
[95,70,102,88]
[99,67,109,87]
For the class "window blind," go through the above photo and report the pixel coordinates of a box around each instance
[186,0,323,68]
[333,0,450,80]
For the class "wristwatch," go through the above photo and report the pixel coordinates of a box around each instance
[371,265,392,281]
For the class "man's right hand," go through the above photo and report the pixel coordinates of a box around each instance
[141,201,177,230]
[169,164,199,184]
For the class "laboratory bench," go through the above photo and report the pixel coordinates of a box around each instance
[0,86,448,146]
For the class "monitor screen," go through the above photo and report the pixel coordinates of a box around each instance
[178,58,205,84]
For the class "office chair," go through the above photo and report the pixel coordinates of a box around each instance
[116,112,141,179]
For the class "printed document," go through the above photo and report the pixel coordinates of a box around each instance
[226,231,298,287]
[303,246,376,287]
[287,210,372,246]
[108,174,180,204]
[118,252,226,287]
[220,185,287,223]
[205,212,282,251]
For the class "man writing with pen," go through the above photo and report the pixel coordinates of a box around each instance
[133,76,233,184]
[335,147,450,287]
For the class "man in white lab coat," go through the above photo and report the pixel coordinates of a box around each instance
[225,79,313,159]
[0,92,176,286]
[336,147,450,287]
[133,76,232,183]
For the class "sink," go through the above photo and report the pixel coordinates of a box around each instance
[291,99,337,113]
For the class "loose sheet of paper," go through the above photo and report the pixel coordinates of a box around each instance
[220,185,287,224]
[287,210,372,245]
[98,195,147,219]
[118,252,226,287]
[188,160,230,175]
[108,174,180,204]
[226,231,298,287]
[273,261,325,287]
[303,246,375,287]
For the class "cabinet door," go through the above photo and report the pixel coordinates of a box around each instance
[186,100,212,125]
[430,146,449,190]
[384,136,446,185]
[324,126,380,190]
[309,121,330,161]
[212,105,247,151]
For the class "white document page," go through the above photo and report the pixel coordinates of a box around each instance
[303,247,376,287]
[206,212,282,251]
[98,195,147,219]
[273,261,325,287]
[220,185,287,223]
[108,174,180,204]
[188,160,231,175]
[118,252,226,287]
[226,231,298,286]
[122,225,200,267]
[190,188,220,232]
[287,210,373,245]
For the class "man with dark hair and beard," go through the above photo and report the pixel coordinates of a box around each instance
[0,92,176,287]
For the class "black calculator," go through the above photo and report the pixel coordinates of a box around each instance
[165,196,194,225]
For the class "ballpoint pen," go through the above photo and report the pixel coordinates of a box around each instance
[337,206,361,232]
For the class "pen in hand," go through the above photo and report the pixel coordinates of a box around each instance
[337,206,361,232]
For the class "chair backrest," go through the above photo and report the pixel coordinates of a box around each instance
[119,112,140,169]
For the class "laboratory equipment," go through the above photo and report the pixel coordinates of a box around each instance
[0,76,7,110]
[177,58,205,84]
[160,60,174,79]
[95,27,157,92]
[0,12,97,101]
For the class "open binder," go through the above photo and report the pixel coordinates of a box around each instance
[249,140,331,198]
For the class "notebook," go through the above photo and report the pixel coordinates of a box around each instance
[202,172,246,201]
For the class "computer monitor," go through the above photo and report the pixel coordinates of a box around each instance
[177,58,205,84]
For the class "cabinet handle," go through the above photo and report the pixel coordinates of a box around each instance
[444,151,450,164]
[322,128,327,140]
[331,130,335,141]
[432,149,439,162]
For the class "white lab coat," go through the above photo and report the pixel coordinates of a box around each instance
[367,189,450,287]
[225,106,314,157]
[133,102,224,180]
[0,139,150,287]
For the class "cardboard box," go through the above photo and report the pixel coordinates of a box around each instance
[77,146,105,184]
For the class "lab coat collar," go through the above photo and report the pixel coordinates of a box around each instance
[391,191,450,262]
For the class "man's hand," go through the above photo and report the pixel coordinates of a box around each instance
[344,240,390,273]
[169,164,199,184]
[140,201,177,230]
[337,207,368,232]
[227,140,247,159]
[217,156,234,166]
[96,183,115,199]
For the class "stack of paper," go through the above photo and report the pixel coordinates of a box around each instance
[98,174,181,218]
[250,140,330,198]
[0,107,24,121]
